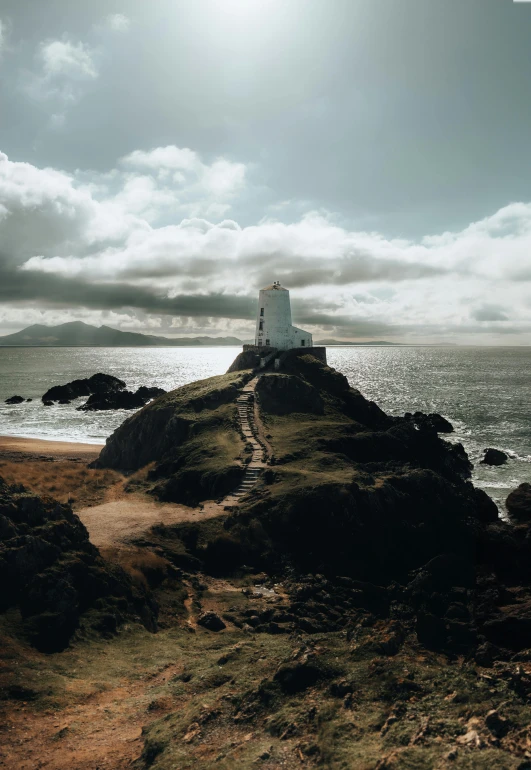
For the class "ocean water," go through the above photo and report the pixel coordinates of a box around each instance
[0,346,529,509]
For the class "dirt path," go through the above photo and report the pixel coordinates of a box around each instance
[77,495,223,549]
[0,633,185,770]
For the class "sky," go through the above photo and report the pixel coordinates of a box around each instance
[0,0,531,343]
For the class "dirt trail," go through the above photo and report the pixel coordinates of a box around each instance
[77,495,223,549]
[0,637,184,770]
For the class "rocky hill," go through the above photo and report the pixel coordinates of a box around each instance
[4,350,531,769]
[94,370,253,504]
[94,350,531,656]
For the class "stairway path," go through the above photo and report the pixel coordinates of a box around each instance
[223,375,269,506]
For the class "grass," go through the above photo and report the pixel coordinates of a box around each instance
[3,605,528,770]
[149,370,253,414]
[0,460,122,508]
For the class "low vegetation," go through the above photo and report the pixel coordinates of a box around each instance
[0,459,122,508]
[2,352,531,768]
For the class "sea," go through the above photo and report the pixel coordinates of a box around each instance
[0,346,529,511]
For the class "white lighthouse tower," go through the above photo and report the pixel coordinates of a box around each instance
[254,281,313,349]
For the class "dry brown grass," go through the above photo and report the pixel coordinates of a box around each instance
[100,546,171,589]
[0,460,123,509]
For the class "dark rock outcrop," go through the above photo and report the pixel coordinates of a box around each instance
[481,448,508,466]
[227,347,276,373]
[197,611,226,631]
[256,373,324,415]
[42,372,126,403]
[78,385,166,411]
[5,395,25,404]
[405,411,454,433]
[0,476,157,652]
[506,483,531,521]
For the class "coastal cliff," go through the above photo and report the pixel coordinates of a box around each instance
[3,350,531,769]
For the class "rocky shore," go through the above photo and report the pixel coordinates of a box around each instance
[2,349,531,769]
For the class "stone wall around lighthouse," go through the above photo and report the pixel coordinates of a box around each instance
[254,281,313,350]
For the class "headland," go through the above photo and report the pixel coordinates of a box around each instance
[1,348,531,770]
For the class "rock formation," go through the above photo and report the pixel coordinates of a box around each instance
[78,385,166,411]
[506,482,531,520]
[0,477,157,652]
[405,410,454,433]
[42,372,126,403]
[41,372,166,411]
[4,395,25,404]
[481,447,509,466]
[94,349,531,662]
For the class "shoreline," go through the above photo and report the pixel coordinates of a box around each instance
[0,434,103,460]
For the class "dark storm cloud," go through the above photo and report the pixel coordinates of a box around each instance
[118,251,446,287]
[0,266,255,319]
[471,305,509,322]
[0,264,395,332]
[252,259,446,289]
[295,314,394,337]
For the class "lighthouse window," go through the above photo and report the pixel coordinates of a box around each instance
[260,308,264,316]
[266,339,270,346]
[301,339,305,346]
[259,321,263,330]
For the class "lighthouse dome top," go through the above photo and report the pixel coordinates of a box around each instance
[261,280,287,291]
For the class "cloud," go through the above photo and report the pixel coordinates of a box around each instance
[202,159,246,197]
[119,146,247,214]
[0,18,5,57]
[121,146,199,173]
[22,38,99,120]
[471,304,509,322]
[39,40,97,81]
[1,148,531,342]
[105,14,131,33]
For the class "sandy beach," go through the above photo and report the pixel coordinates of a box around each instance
[0,435,103,461]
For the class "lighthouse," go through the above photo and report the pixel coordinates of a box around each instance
[254,281,313,349]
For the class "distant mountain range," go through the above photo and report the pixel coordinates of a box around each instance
[0,322,416,347]
[0,322,243,347]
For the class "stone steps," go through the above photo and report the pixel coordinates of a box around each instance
[222,375,270,502]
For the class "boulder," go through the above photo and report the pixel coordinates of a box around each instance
[42,373,126,403]
[506,483,531,521]
[273,661,321,694]
[43,400,54,407]
[78,386,166,411]
[472,488,499,523]
[197,611,226,631]
[5,395,25,404]
[408,411,454,433]
[481,448,508,466]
